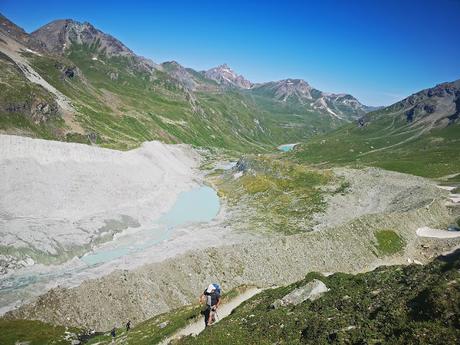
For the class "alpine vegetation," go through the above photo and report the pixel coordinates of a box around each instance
[0,2,459,345]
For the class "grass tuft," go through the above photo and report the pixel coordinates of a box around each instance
[375,230,405,256]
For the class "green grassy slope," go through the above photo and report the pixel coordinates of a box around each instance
[243,89,346,143]
[4,252,458,345]
[0,287,247,345]
[0,319,81,345]
[0,52,66,139]
[293,110,460,178]
[1,35,357,151]
[178,250,460,345]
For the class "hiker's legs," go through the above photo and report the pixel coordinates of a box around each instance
[204,307,211,327]
[208,310,213,325]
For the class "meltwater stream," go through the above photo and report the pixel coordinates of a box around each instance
[0,186,220,313]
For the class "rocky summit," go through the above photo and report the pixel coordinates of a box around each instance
[31,19,134,57]
[204,63,253,89]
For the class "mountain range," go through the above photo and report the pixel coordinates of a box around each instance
[294,79,460,177]
[0,13,459,176]
[1,12,460,345]
[0,14,375,151]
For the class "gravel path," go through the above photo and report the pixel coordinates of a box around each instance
[159,288,262,345]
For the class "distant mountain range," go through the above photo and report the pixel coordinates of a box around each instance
[294,79,460,177]
[0,14,458,155]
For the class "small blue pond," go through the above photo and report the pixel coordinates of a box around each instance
[278,143,298,152]
[159,186,220,227]
[81,186,220,266]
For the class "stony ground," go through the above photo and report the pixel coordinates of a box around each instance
[5,166,459,329]
[312,167,444,230]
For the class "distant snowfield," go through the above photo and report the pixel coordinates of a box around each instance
[416,227,460,239]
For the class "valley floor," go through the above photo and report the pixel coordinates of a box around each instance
[1,135,459,338]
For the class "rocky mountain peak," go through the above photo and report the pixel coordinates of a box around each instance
[387,79,460,126]
[205,63,252,89]
[162,60,181,68]
[260,78,314,102]
[160,60,201,90]
[31,19,134,57]
[251,78,371,120]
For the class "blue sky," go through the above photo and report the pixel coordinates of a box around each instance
[2,0,459,105]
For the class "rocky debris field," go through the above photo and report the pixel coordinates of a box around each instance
[6,179,459,329]
[2,139,459,332]
[313,167,444,230]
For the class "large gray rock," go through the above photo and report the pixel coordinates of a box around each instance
[271,279,329,309]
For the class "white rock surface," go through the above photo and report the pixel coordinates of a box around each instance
[416,226,460,238]
[272,279,329,308]
[0,135,200,269]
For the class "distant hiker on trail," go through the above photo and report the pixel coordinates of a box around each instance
[200,283,221,327]
[126,320,131,331]
[110,327,116,343]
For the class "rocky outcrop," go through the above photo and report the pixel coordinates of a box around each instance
[204,64,252,89]
[2,91,60,124]
[271,279,329,308]
[372,79,460,128]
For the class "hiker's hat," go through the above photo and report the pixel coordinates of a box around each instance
[206,284,216,293]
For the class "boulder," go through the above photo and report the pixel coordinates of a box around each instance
[271,279,329,309]
[159,321,169,329]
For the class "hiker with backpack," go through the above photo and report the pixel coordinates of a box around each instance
[200,283,221,327]
[110,327,116,343]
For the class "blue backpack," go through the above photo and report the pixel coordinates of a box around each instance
[212,283,222,296]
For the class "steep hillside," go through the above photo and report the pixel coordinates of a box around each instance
[0,15,374,151]
[177,250,460,345]
[3,251,460,345]
[0,14,45,52]
[294,80,460,177]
